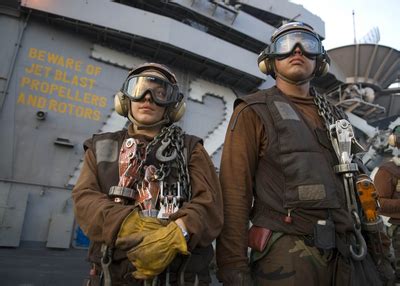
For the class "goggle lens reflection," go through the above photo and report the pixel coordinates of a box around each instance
[123,75,180,106]
[271,31,322,56]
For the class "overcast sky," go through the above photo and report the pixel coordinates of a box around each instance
[290,0,399,51]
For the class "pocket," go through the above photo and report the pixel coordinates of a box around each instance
[248,225,273,252]
[313,219,336,250]
[250,231,284,264]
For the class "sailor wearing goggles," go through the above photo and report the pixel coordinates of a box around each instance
[73,63,223,285]
[258,21,330,85]
[217,22,386,286]
[115,64,185,131]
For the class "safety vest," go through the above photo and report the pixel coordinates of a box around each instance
[83,126,203,280]
[237,87,352,235]
[85,128,200,198]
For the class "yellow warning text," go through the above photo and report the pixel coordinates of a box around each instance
[18,47,107,121]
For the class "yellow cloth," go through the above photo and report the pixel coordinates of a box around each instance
[122,221,189,280]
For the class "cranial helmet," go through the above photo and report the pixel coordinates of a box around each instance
[114,63,186,128]
[257,21,330,79]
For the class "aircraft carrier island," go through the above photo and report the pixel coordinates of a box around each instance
[0,0,399,285]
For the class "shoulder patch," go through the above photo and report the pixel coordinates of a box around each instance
[274,101,300,121]
[95,139,119,163]
[298,184,326,200]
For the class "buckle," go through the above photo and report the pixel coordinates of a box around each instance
[108,186,137,201]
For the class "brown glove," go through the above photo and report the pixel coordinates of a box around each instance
[116,210,167,250]
[122,221,189,280]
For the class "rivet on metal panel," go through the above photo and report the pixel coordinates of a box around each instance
[36,110,47,120]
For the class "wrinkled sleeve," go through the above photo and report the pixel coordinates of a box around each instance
[170,143,223,250]
[216,102,266,280]
[375,167,400,215]
[71,145,134,246]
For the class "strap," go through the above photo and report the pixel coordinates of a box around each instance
[230,101,267,131]
[100,244,113,286]
[108,186,137,200]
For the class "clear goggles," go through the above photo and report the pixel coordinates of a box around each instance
[269,31,323,57]
[121,75,180,106]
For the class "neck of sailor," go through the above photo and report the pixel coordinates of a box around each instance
[276,76,310,98]
[133,122,164,138]
[275,47,313,98]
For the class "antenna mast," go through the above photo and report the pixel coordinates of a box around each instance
[352,10,357,44]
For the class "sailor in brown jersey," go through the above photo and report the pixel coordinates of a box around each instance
[375,125,400,284]
[72,63,223,285]
[216,22,388,286]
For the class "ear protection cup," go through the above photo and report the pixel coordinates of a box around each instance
[257,50,275,76]
[168,100,186,123]
[257,51,267,74]
[114,91,130,117]
[314,51,330,77]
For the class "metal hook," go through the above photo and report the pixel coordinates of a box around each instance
[350,226,367,261]
[156,138,177,162]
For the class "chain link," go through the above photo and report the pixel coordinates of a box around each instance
[169,126,191,200]
[314,90,370,260]
[138,125,190,201]
[313,89,336,132]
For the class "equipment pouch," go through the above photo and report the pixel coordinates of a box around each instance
[313,219,335,250]
[248,225,272,252]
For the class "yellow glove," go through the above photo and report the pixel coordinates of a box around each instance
[116,211,166,250]
[125,221,189,280]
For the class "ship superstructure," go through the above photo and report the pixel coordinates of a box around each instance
[0,0,398,284]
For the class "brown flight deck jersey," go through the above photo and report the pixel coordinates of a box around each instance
[217,87,353,276]
[375,160,400,223]
[72,124,223,260]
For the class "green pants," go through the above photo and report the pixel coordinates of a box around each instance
[250,234,334,286]
[389,224,400,281]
